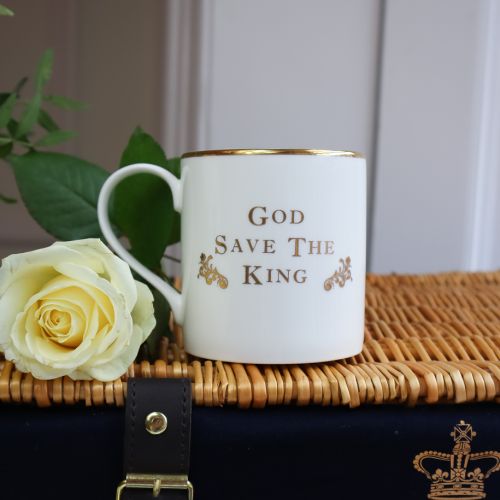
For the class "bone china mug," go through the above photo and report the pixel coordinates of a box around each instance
[97,149,366,363]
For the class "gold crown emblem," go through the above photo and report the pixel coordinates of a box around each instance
[414,421,500,499]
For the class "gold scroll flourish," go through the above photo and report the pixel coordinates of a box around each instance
[197,253,229,289]
[324,257,353,291]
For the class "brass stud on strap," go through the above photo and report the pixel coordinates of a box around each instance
[145,411,168,435]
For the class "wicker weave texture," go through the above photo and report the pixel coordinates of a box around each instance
[1,272,499,408]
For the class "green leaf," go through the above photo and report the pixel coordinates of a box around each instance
[166,156,181,178]
[0,92,16,128]
[0,138,12,158]
[0,136,13,157]
[44,94,86,110]
[35,130,76,147]
[15,89,40,138]
[0,4,14,16]
[16,50,53,139]
[35,49,53,89]
[38,108,59,132]
[144,287,172,359]
[6,119,30,147]
[0,192,16,203]
[13,76,28,95]
[9,151,109,240]
[112,127,180,271]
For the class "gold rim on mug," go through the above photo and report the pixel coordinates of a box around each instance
[181,149,364,159]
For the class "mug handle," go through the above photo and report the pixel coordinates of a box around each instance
[97,163,184,324]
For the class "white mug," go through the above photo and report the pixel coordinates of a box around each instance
[98,149,366,364]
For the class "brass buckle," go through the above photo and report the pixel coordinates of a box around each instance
[116,473,193,499]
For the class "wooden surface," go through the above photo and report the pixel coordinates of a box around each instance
[1,271,499,408]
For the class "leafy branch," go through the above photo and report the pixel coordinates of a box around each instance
[2,49,181,268]
[1,48,182,349]
[0,49,85,201]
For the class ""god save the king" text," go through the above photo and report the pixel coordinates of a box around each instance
[213,206,335,285]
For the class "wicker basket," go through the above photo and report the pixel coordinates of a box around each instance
[1,271,499,408]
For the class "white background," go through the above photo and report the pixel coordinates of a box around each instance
[1,0,499,274]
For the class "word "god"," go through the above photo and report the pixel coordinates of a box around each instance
[248,206,304,226]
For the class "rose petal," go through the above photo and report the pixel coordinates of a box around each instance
[0,243,102,292]
[0,270,55,347]
[83,324,145,381]
[55,239,138,311]
[131,281,156,339]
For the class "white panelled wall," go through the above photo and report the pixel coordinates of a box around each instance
[195,0,381,156]
[163,0,500,274]
[371,0,500,273]
[1,0,499,274]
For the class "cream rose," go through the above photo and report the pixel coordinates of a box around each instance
[0,239,155,381]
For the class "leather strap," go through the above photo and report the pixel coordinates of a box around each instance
[120,378,192,500]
